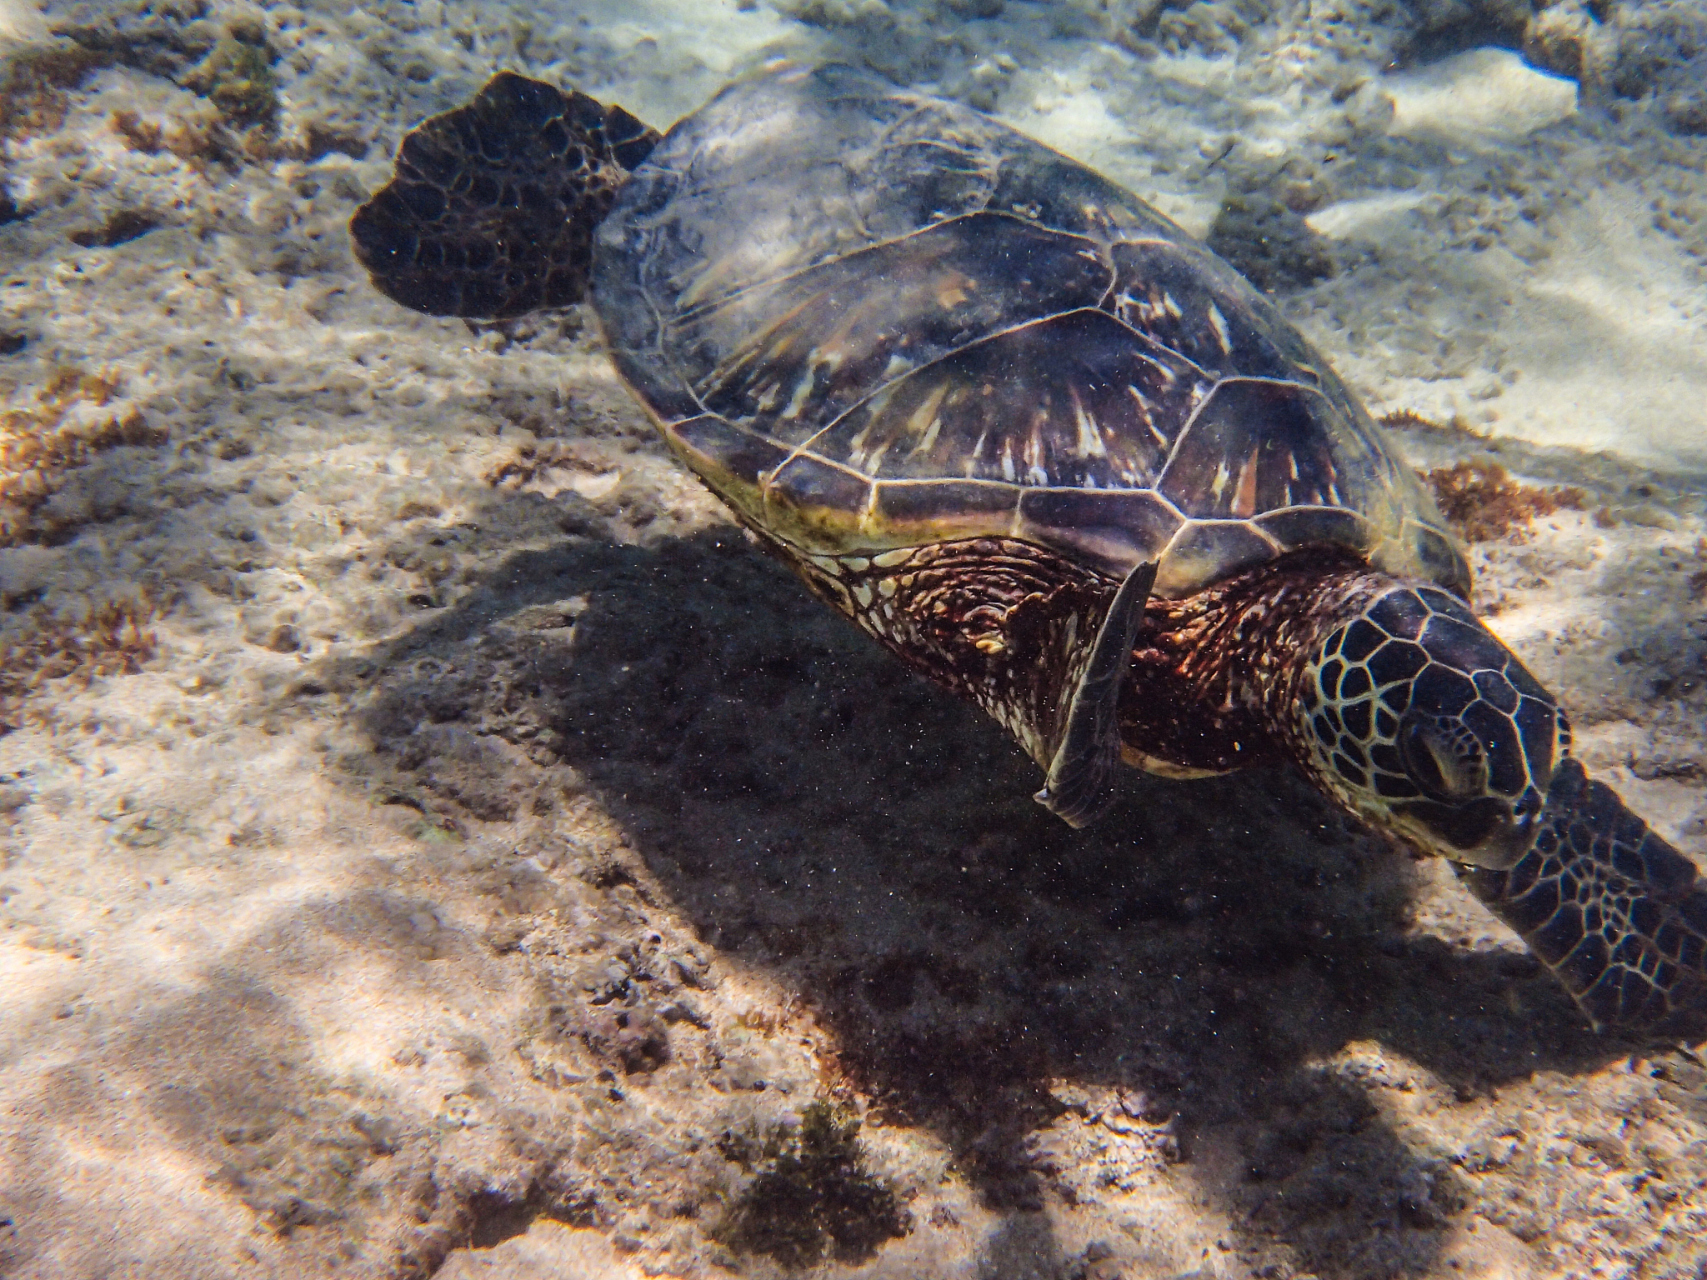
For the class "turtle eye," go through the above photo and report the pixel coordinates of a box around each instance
[1398,712,1487,803]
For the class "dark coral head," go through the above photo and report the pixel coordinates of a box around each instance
[1296,583,1568,869]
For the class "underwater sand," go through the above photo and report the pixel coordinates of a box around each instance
[0,0,1704,1277]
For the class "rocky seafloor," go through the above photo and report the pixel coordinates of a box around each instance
[0,0,1705,1277]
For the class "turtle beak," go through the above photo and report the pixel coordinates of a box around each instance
[1389,795,1538,870]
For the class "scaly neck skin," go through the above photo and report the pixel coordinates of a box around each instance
[1148,555,1572,875]
[758,528,1388,784]
[1122,555,1385,779]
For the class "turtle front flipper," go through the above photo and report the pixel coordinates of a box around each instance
[1035,559,1158,828]
[1458,759,1707,1035]
[350,73,659,319]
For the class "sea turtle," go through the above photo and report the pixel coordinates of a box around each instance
[352,63,1707,1036]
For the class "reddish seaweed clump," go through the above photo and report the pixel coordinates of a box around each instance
[1426,460,1586,543]
[0,366,164,545]
[0,592,157,731]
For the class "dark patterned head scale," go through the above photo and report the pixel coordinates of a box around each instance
[1296,584,1569,870]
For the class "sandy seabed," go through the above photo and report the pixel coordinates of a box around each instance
[0,0,1705,1277]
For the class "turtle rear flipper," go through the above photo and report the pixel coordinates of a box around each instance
[351,72,659,319]
[1459,757,1707,1036]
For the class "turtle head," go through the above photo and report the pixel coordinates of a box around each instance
[1293,583,1569,870]
[1283,577,1707,1033]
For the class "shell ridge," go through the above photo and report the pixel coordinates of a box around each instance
[1151,377,1223,490]
[672,209,1103,328]
[1153,374,1338,494]
[1089,293,1222,385]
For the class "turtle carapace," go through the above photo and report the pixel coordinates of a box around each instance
[352,64,1707,1037]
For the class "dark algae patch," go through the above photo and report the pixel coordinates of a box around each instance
[1207,182,1336,292]
[181,21,278,130]
[69,208,159,248]
[715,1101,911,1268]
[0,45,105,141]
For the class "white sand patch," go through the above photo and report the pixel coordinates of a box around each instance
[1005,57,1224,236]
[542,0,798,126]
[1384,48,1577,145]
[0,0,45,45]
[1003,65,1137,180]
[438,1221,648,1279]
[1144,50,1241,92]
[1306,190,1429,241]
[1322,181,1707,473]
[1481,190,1707,470]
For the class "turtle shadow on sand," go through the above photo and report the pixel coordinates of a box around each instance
[332,519,1647,1279]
